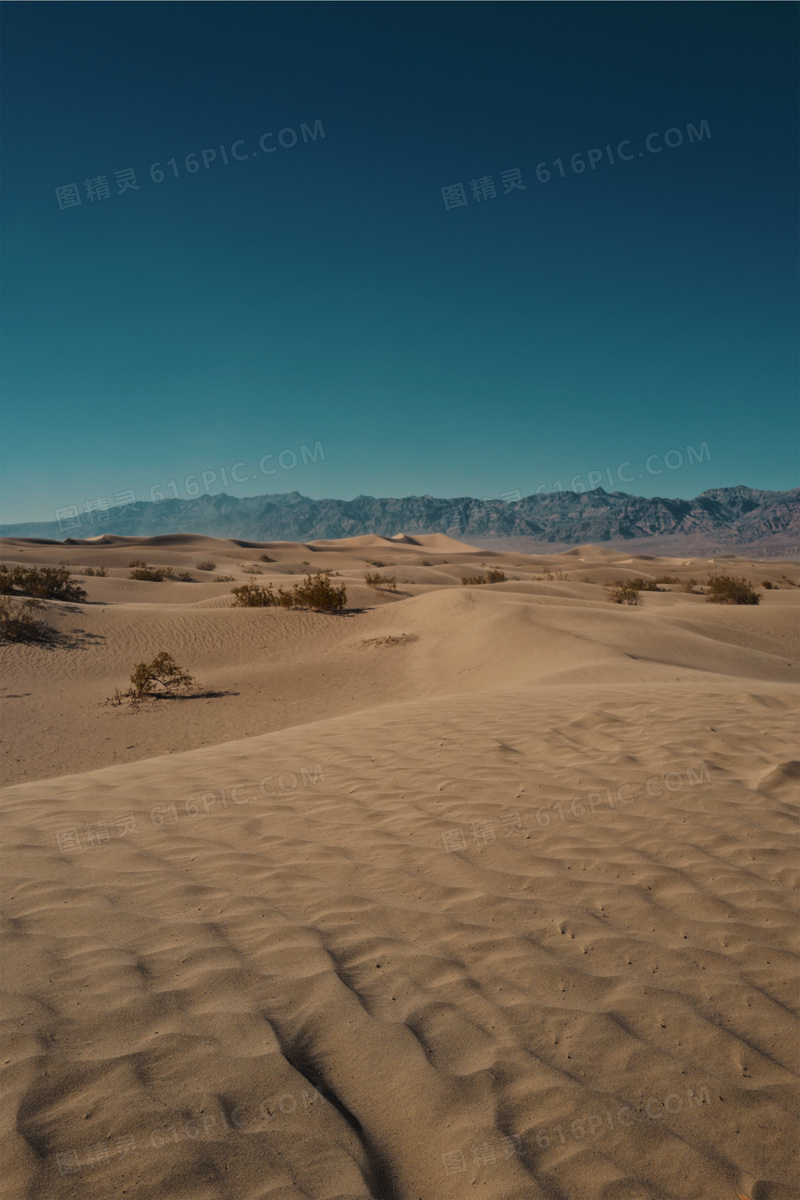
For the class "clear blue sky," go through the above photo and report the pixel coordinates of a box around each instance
[1,2,797,523]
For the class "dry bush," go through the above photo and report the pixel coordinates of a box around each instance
[486,567,506,583]
[129,566,165,582]
[0,598,51,642]
[365,572,397,590]
[628,577,659,592]
[462,574,486,585]
[128,559,147,567]
[654,574,680,585]
[0,565,86,602]
[172,570,197,583]
[242,565,262,574]
[214,574,235,582]
[110,652,196,704]
[680,577,700,593]
[231,572,347,612]
[81,566,108,577]
[231,581,279,607]
[196,560,216,571]
[259,554,274,562]
[762,580,774,589]
[705,574,761,605]
[607,581,642,605]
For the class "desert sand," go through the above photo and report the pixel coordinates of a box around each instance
[0,533,798,1200]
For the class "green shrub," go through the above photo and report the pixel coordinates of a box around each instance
[231,581,279,607]
[0,598,51,642]
[126,652,195,701]
[365,572,397,590]
[129,566,165,582]
[2,566,86,602]
[291,573,347,612]
[232,572,347,612]
[196,560,216,571]
[607,582,642,605]
[705,574,761,605]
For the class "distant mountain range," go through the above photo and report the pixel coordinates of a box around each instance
[2,486,798,555]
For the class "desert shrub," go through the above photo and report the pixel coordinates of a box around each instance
[231,582,279,607]
[125,652,195,701]
[462,574,486,585]
[128,559,147,568]
[486,567,506,583]
[196,560,216,571]
[629,577,659,592]
[81,566,108,577]
[242,565,262,574]
[369,560,386,568]
[172,570,197,583]
[705,574,761,605]
[365,572,397,590]
[0,566,14,594]
[0,598,51,642]
[607,581,642,605]
[421,560,431,566]
[654,574,680,585]
[4,566,86,602]
[214,574,235,582]
[680,577,700,593]
[129,566,165,582]
[259,554,274,562]
[762,580,774,589]
[290,573,347,612]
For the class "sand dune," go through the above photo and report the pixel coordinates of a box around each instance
[1,536,798,1200]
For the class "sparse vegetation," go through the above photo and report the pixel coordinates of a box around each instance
[762,580,774,589]
[654,574,681,585]
[0,565,86,602]
[231,571,347,613]
[196,560,216,571]
[172,570,197,583]
[214,574,235,583]
[365,572,397,590]
[128,559,147,568]
[462,574,487,585]
[607,581,642,605]
[628,577,660,592]
[259,555,274,563]
[110,652,196,704]
[0,598,51,642]
[705,574,761,605]
[486,567,506,583]
[368,560,386,568]
[129,566,166,582]
[81,566,108,577]
[242,565,262,574]
[680,577,701,594]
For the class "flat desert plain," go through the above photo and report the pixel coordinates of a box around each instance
[1,533,798,1200]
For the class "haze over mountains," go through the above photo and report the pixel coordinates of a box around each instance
[3,485,798,556]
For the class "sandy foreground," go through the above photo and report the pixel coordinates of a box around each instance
[0,532,798,1200]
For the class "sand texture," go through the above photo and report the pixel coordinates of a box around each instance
[1,534,798,1200]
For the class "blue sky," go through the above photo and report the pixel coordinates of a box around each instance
[1,2,797,523]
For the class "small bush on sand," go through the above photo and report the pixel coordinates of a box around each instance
[231,581,279,607]
[654,574,680,585]
[762,580,774,589]
[2,566,86,602]
[242,565,262,574]
[486,567,506,583]
[680,577,700,593]
[82,566,108,577]
[196,560,216,571]
[109,652,196,704]
[369,560,386,568]
[365,572,397,590]
[705,574,761,605]
[0,598,51,642]
[628,576,659,592]
[214,574,235,582]
[129,566,165,582]
[291,573,347,612]
[172,570,197,582]
[232,572,347,613]
[128,559,147,568]
[260,555,274,563]
[607,581,642,605]
[462,574,486,585]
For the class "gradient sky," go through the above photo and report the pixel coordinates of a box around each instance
[1,2,797,524]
